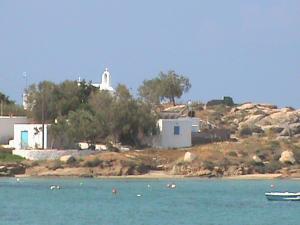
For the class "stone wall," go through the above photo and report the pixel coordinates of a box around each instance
[12,149,95,160]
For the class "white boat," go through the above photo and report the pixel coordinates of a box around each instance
[265,192,300,201]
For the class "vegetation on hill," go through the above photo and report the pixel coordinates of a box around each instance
[26,81,158,148]
[0,91,25,116]
[139,70,191,106]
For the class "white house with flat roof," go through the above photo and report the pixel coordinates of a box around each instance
[152,118,193,148]
[13,124,50,150]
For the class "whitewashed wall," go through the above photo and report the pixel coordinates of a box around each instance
[154,118,192,148]
[0,117,29,144]
[13,149,95,160]
[14,124,49,150]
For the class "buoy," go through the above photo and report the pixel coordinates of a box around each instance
[112,188,117,194]
[171,184,176,189]
[147,184,151,188]
[80,182,83,186]
[50,185,61,190]
[166,184,171,188]
[271,184,275,188]
[16,178,20,182]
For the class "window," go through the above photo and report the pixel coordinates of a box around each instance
[174,126,180,135]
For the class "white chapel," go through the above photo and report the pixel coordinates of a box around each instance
[91,68,114,92]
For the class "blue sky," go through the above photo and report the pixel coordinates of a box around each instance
[0,1,299,107]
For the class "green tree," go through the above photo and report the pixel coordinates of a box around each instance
[89,90,114,141]
[26,81,56,122]
[26,80,97,122]
[111,85,157,145]
[48,116,76,149]
[0,91,13,104]
[67,109,99,145]
[139,70,191,106]
[0,91,25,116]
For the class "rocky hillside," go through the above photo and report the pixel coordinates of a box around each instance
[197,103,300,140]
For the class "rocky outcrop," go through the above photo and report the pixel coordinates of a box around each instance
[0,164,26,177]
[279,151,296,164]
[60,155,76,164]
[225,103,300,138]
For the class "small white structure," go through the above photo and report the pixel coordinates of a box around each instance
[92,68,114,92]
[189,117,201,133]
[22,93,28,110]
[13,124,50,150]
[0,116,29,144]
[153,118,192,148]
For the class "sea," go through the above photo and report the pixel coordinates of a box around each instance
[0,178,299,225]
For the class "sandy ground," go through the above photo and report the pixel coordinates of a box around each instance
[224,174,283,180]
[15,170,289,180]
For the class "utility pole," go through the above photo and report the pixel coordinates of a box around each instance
[0,100,3,116]
[42,94,45,150]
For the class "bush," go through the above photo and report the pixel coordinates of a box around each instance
[83,158,103,167]
[46,160,62,170]
[227,151,238,157]
[219,157,231,169]
[202,160,215,170]
[135,163,151,174]
[269,141,280,150]
[238,125,253,137]
[264,161,282,173]
[0,152,24,163]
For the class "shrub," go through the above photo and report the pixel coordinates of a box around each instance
[46,160,62,170]
[0,152,24,163]
[227,151,238,157]
[219,157,231,169]
[202,160,215,170]
[238,125,253,137]
[83,158,103,167]
[264,161,282,173]
[135,163,151,174]
[269,141,280,150]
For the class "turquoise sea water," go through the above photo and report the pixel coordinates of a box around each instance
[0,178,300,225]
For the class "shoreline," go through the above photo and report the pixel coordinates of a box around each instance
[12,173,295,180]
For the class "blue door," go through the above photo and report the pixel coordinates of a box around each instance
[21,131,28,149]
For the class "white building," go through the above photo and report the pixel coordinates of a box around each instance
[13,124,50,150]
[152,118,192,149]
[0,116,29,144]
[92,68,114,92]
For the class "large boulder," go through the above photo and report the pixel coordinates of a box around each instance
[60,155,76,164]
[184,152,197,162]
[261,125,284,134]
[279,123,300,137]
[236,103,257,111]
[238,114,266,128]
[279,151,295,164]
[258,111,299,127]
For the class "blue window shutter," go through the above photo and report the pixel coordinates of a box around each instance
[174,126,180,135]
